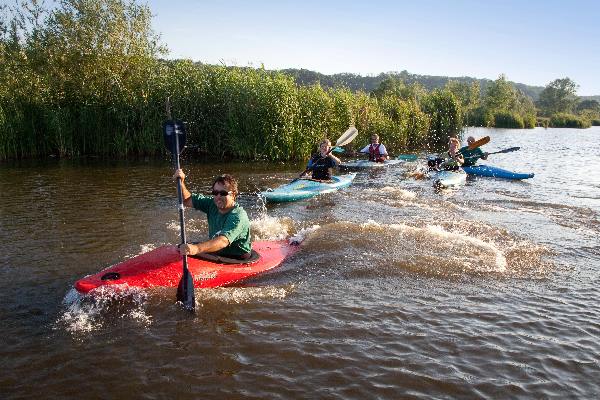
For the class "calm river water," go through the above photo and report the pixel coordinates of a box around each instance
[1,127,599,399]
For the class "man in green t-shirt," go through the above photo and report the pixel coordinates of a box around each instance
[173,170,252,259]
[458,136,489,167]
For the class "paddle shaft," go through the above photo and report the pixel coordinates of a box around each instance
[173,141,189,267]
[464,146,520,160]
[166,99,195,311]
[486,146,520,155]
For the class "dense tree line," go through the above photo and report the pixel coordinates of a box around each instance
[288,70,599,130]
[0,0,464,160]
[1,0,595,161]
[281,68,546,101]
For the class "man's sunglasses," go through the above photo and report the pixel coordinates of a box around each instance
[211,190,232,197]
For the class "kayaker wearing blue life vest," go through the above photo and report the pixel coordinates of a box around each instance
[173,170,253,260]
[458,136,489,167]
[302,139,341,181]
[359,134,389,162]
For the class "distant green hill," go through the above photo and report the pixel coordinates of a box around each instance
[580,95,600,102]
[279,68,546,100]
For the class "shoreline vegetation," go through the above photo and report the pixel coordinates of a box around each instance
[1,0,598,161]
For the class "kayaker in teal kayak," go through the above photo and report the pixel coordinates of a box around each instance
[358,134,389,162]
[172,170,253,260]
[302,138,341,181]
[458,136,489,166]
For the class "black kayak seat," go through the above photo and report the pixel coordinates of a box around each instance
[191,250,261,265]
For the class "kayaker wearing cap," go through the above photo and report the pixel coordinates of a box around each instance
[358,134,389,162]
[302,138,341,181]
[173,170,252,260]
[458,136,489,167]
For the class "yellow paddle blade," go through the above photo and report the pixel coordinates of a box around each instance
[468,136,490,150]
[335,127,358,147]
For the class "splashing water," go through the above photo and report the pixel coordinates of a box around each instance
[56,287,151,336]
[289,224,321,245]
[251,214,295,241]
[357,219,509,274]
[199,285,295,304]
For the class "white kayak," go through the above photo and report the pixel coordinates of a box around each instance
[432,170,467,189]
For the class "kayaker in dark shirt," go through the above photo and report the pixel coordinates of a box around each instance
[458,136,489,167]
[173,170,252,260]
[302,139,341,181]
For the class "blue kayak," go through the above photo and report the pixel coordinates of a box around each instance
[260,173,357,202]
[432,170,467,189]
[462,164,534,180]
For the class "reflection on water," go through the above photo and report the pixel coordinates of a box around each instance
[1,127,600,399]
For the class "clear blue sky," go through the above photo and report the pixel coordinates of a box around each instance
[149,0,600,95]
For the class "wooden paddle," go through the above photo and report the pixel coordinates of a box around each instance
[163,99,195,312]
[467,136,490,150]
[293,127,358,182]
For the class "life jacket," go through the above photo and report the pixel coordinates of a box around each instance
[309,154,334,180]
[369,144,386,162]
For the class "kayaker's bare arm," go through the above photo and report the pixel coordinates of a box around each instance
[179,235,230,256]
[173,169,193,207]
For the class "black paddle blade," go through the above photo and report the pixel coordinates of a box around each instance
[176,266,195,312]
[163,120,187,155]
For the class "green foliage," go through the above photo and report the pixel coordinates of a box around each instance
[282,69,546,101]
[537,77,579,116]
[0,0,463,161]
[445,80,480,125]
[549,113,591,129]
[536,117,550,128]
[421,89,462,145]
[494,112,524,129]
[522,114,536,129]
[484,75,518,112]
[469,106,494,127]
[371,77,426,101]
[576,99,600,113]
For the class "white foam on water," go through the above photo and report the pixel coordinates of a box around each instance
[359,219,507,273]
[424,224,507,272]
[289,224,320,245]
[251,215,294,241]
[56,286,151,336]
[199,285,294,304]
[365,186,417,200]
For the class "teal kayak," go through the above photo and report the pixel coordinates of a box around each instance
[432,170,467,189]
[462,164,534,180]
[340,159,402,169]
[260,173,357,202]
[396,154,418,161]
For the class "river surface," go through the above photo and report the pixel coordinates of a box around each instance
[1,127,599,399]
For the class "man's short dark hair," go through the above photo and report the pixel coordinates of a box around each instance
[212,174,238,195]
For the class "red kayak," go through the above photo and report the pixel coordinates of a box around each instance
[75,240,300,293]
